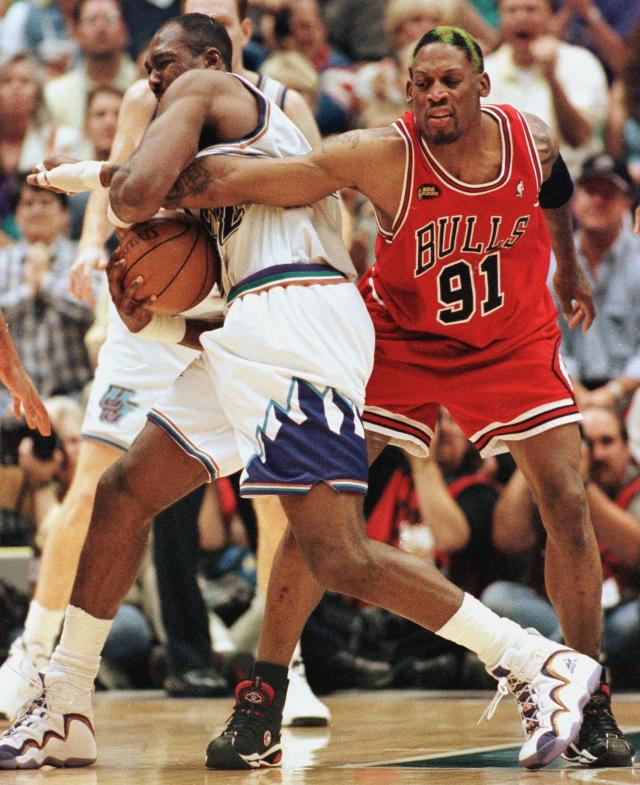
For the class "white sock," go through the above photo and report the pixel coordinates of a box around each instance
[22,600,64,656]
[48,605,113,693]
[436,593,528,669]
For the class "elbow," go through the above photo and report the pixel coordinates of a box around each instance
[110,168,164,223]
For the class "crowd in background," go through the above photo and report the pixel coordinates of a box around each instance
[2,0,640,696]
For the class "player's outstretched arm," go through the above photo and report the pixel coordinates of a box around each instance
[165,129,378,211]
[526,111,595,332]
[0,312,50,435]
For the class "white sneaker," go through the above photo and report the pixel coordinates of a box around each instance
[483,631,601,770]
[282,663,330,728]
[0,671,96,769]
[0,637,48,721]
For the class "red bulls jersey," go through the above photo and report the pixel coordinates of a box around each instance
[369,104,559,349]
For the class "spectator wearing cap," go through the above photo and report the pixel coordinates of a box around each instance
[551,153,640,415]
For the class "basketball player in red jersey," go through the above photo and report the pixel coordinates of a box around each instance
[156,25,631,768]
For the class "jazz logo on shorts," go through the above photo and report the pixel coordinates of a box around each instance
[99,384,139,423]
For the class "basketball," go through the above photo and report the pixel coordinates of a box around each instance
[117,214,218,315]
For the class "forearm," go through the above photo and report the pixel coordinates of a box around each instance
[587,484,640,565]
[543,203,580,270]
[547,74,591,147]
[409,458,469,552]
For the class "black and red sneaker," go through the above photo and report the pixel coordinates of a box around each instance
[206,677,287,770]
[563,679,634,767]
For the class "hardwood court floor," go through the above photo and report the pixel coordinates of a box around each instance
[2,689,640,785]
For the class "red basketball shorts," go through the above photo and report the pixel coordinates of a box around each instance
[362,296,581,458]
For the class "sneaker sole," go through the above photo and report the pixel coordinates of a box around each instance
[205,742,282,770]
[563,738,634,768]
[0,755,96,770]
[520,658,602,770]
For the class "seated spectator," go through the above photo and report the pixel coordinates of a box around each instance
[44,0,139,137]
[0,53,79,244]
[68,85,124,239]
[552,154,640,412]
[484,0,609,178]
[606,18,640,184]
[484,405,640,688]
[0,0,77,77]
[0,180,95,413]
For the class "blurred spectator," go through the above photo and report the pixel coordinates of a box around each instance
[0,53,80,244]
[286,0,355,134]
[606,18,640,184]
[552,153,640,411]
[484,406,640,687]
[121,0,179,61]
[0,0,78,77]
[552,0,639,78]
[44,0,139,134]
[68,85,123,238]
[0,180,95,412]
[484,0,609,178]
[260,50,318,110]
[322,0,389,62]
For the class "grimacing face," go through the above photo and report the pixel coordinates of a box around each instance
[144,25,202,99]
[407,43,488,146]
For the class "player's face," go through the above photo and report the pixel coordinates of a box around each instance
[583,409,629,492]
[407,44,488,146]
[145,26,202,99]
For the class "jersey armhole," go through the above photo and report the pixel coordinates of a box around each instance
[373,119,414,243]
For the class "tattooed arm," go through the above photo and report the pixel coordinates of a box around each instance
[525,112,595,331]
[165,128,396,211]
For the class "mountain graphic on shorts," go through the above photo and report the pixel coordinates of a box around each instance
[241,377,368,495]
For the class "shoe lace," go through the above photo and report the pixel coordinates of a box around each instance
[478,675,540,737]
[223,701,268,739]
[7,679,83,739]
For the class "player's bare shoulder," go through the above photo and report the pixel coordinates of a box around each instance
[523,112,560,179]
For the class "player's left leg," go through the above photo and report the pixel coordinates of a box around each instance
[509,424,634,767]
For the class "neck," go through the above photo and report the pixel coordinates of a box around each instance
[85,52,122,84]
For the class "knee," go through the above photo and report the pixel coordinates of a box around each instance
[303,536,381,596]
[95,461,158,522]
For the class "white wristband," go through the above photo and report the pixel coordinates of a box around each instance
[34,160,105,194]
[136,313,187,343]
[107,199,133,229]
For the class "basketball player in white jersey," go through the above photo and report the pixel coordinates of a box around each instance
[0,0,326,726]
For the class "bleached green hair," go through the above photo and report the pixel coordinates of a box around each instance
[409,25,484,74]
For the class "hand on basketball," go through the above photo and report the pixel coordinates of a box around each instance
[553,266,595,331]
[107,253,156,334]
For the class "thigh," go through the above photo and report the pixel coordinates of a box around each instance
[204,283,373,497]
[150,353,243,481]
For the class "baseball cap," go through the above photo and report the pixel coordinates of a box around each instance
[577,153,633,195]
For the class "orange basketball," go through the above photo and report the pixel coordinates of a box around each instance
[118,215,218,315]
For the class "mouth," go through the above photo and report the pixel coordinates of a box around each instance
[513,29,534,42]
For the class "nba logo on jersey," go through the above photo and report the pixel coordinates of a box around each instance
[516,180,524,198]
[99,384,139,423]
[417,184,441,200]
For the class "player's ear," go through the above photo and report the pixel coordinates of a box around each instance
[204,47,223,69]
[479,72,490,99]
[406,76,413,104]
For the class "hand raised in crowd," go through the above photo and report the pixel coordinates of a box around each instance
[23,242,51,297]
[106,252,155,334]
[70,244,108,306]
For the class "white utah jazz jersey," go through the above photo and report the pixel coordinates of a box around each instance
[194,75,355,296]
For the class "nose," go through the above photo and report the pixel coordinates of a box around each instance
[148,70,161,91]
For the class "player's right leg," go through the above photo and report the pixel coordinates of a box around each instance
[0,421,209,770]
[0,439,121,720]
